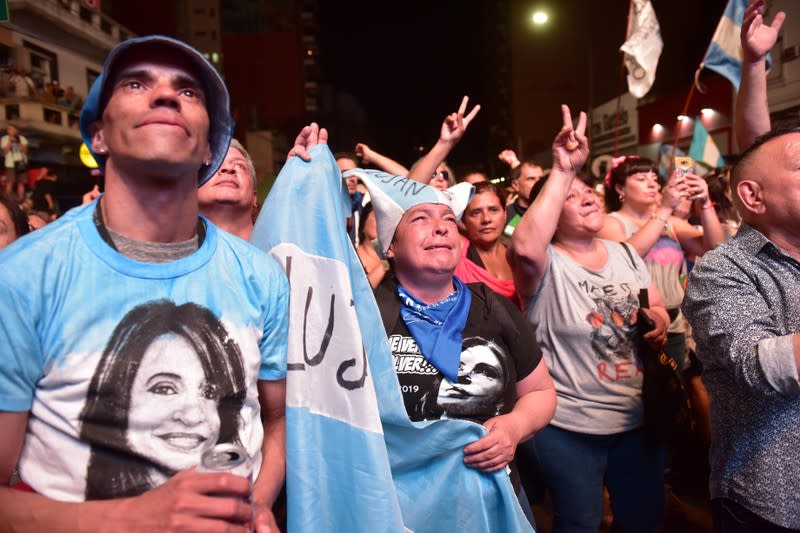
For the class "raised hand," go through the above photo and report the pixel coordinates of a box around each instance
[354,142,373,164]
[684,172,710,203]
[742,0,785,62]
[81,184,101,205]
[439,95,481,146]
[286,122,329,162]
[660,170,691,211]
[551,104,589,174]
[497,149,520,169]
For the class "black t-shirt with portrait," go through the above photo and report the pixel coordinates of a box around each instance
[375,277,542,490]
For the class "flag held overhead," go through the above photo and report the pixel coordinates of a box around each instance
[620,0,664,98]
[701,0,774,90]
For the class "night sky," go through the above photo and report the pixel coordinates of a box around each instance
[108,0,734,175]
[316,0,730,173]
[315,0,495,166]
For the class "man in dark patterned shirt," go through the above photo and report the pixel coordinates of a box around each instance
[683,127,800,532]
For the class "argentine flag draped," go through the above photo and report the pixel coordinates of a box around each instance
[250,144,533,533]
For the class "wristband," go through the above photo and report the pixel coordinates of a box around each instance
[651,212,669,223]
[701,201,716,210]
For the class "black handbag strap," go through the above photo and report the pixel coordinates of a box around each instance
[620,241,639,272]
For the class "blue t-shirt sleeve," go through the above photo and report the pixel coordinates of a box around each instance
[258,263,289,381]
[0,281,43,411]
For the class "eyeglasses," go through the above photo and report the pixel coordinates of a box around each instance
[432,170,450,181]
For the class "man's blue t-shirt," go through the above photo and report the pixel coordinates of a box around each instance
[0,202,288,501]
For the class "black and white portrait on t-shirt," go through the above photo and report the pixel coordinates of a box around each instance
[413,336,514,422]
[78,299,247,499]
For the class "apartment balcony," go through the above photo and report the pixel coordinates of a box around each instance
[6,0,136,61]
[0,97,84,166]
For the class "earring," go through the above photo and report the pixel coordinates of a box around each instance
[202,160,211,166]
[94,146,107,155]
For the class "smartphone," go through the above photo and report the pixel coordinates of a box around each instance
[674,156,694,178]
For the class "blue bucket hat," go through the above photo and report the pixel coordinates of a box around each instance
[79,35,233,186]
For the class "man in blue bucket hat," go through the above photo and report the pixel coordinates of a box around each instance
[0,36,288,533]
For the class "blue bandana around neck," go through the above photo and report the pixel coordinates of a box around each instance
[397,277,472,382]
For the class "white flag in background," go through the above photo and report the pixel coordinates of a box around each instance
[620,0,664,98]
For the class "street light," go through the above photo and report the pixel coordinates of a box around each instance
[532,10,549,25]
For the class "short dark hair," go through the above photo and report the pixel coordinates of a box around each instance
[604,156,658,213]
[732,127,800,188]
[471,181,506,208]
[528,172,591,205]
[334,151,359,165]
[510,159,542,181]
[702,166,738,223]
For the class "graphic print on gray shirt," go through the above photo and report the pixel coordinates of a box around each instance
[526,240,651,434]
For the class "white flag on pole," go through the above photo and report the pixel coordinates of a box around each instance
[620,0,664,98]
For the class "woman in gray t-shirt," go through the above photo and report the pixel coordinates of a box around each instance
[507,106,671,533]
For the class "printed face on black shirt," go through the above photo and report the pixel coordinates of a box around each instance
[439,344,504,404]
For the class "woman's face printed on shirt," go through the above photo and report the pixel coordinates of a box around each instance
[437,344,504,406]
[126,334,221,471]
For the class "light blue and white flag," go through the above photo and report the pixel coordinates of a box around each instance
[702,0,771,90]
[689,119,726,169]
[250,144,533,533]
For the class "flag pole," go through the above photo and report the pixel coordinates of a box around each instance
[671,1,730,161]
[612,0,635,156]
[669,70,698,161]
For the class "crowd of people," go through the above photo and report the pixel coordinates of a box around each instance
[1,65,84,112]
[0,1,797,532]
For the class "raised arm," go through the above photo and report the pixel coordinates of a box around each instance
[408,96,480,184]
[355,143,409,176]
[670,173,725,257]
[508,105,588,301]
[736,0,785,151]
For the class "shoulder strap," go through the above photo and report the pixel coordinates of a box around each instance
[374,276,401,334]
[619,241,639,272]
